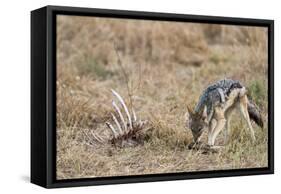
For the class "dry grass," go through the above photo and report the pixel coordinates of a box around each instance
[56,15,268,179]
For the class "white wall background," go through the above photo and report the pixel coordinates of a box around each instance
[0,0,278,193]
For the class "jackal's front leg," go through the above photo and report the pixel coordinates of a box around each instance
[224,110,234,145]
[207,119,216,146]
[224,118,230,145]
[208,118,226,147]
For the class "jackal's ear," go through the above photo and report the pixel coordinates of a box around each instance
[186,105,193,116]
[185,105,193,123]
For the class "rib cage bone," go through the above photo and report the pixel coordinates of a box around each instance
[91,89,149,147]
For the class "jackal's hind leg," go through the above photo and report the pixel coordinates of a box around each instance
[239,96,256,142]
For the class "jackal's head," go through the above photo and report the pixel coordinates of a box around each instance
[185,106,208,142]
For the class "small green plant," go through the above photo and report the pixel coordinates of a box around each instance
[248,80,266,107]
[209,53,228,65]
[78,57,113,79]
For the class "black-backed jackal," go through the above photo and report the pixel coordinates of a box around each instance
[186,79,263,148]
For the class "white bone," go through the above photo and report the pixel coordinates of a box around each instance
[111,89,133,129]
[111,113,123,135]
[106,122,118,138]
[91,131,104,143]
[112,100,127,132]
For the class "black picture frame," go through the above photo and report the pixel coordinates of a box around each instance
[31,5,274,188]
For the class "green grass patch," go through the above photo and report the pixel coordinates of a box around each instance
[248,80,267,107]
[78,57,114,79]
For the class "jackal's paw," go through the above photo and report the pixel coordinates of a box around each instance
[209,145,224,150]
[187,141,204,150]
[202,145,224,154]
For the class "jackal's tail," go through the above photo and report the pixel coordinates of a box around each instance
[247,99,264,128]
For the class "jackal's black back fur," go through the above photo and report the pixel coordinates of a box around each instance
[247,100,264,128]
